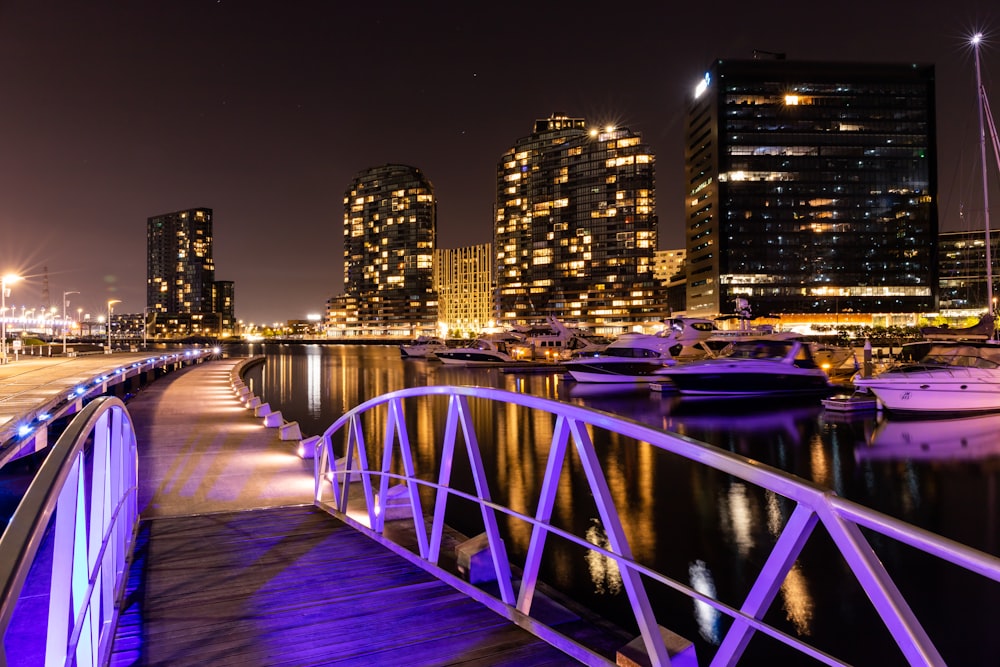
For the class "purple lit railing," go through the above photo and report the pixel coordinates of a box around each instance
[314,385,1000,667]
[0,397,139,667]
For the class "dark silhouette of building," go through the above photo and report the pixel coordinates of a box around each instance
[684,60,938,318]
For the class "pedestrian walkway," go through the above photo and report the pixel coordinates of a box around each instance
[111,359,580,665]
[0,352,174,453]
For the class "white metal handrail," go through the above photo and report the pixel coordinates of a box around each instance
[0,396,139,667]
[314,385,1000,667]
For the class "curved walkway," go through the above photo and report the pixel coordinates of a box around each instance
[112,358,578,666]
[128,358,313,516]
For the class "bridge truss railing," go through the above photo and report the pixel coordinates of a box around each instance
[0,397,138,667]
[314,385,1000,667]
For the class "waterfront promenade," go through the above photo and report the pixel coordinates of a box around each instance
[108,358,580,665]
[0,352,181,454]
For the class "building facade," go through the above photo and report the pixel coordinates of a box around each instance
[938,230,1000,312]
[146,207,235,337]
[494,114,663,333]
[343,164,437,336]
[684,60,938,319]
[434,244,493,337]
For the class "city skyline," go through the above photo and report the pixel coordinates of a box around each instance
[0,1,997,323]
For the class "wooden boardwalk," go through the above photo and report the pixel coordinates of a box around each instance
[109,359,585,666]
[112,506,573,666]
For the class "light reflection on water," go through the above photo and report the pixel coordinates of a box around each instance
[240,343,1000,666]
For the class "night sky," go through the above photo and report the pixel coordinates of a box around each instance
[1,1,997,324]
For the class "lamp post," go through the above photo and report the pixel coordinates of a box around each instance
[62,291,79,355]
[142,306,153,350]
[1,274,22,365]
[107,299,121,353]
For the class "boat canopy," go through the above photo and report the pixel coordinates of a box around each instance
[923,343,1000,368]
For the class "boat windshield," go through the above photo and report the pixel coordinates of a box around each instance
[921,344,1000,369]
[726,340,795,360]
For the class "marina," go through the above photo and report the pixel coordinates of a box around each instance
[243,342,1000,666]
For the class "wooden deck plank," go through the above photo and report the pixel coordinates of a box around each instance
[111,504,579,666]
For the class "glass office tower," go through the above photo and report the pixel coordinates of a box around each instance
[684,60,938,318]
[495,114,662,332]
[343,164,437,336]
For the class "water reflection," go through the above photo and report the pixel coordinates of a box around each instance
[859,412,1000,461]
[240,344,1000,666]
[584,519,623,595]
[688,559,721,644]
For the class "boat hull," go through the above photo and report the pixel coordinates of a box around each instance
[659,359,833,397]
[563,359,670,383]
[854,376,1000,415]
[435,350,514,366]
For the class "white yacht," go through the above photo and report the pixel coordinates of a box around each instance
[399,336,449,360]
[562,317,714,384]
[434,332,521,366]
[853,341,1000,415]
[508,316,609,362]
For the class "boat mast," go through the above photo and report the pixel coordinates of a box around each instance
[973,33,994,313]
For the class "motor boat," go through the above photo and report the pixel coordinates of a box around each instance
[852,341,1000,415]
[562,331,679,383]
[562,317,714,384]
[508,316,609,362]
[399,336,449,359]
[434,332,521,366]
[653,338,835,397]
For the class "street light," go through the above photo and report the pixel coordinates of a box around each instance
[1,274,22,365]
[142,306,153,350]
[107,299,121,353]
[62,291,79,355]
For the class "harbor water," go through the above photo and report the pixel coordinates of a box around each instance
[241,343,1000,666]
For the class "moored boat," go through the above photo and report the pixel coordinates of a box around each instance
[434,332,521,366]
[508,316,609,361]
[852,341,1000,415]
[654,338,835,398]
[399,336,449,359]
[562,332,676,383]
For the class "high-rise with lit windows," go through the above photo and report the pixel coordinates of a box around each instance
[684,60,938,319]
[435,244,493,337]
[146,207,235,336]
[495,114,662,332]
[343,164,437,335]
[147,207,215,314]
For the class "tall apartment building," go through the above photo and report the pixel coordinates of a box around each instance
[494,114,663,333]
[343,164,437,336]
[684,60,938,319]
[434,244,493,337]
[146,207,235,336]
